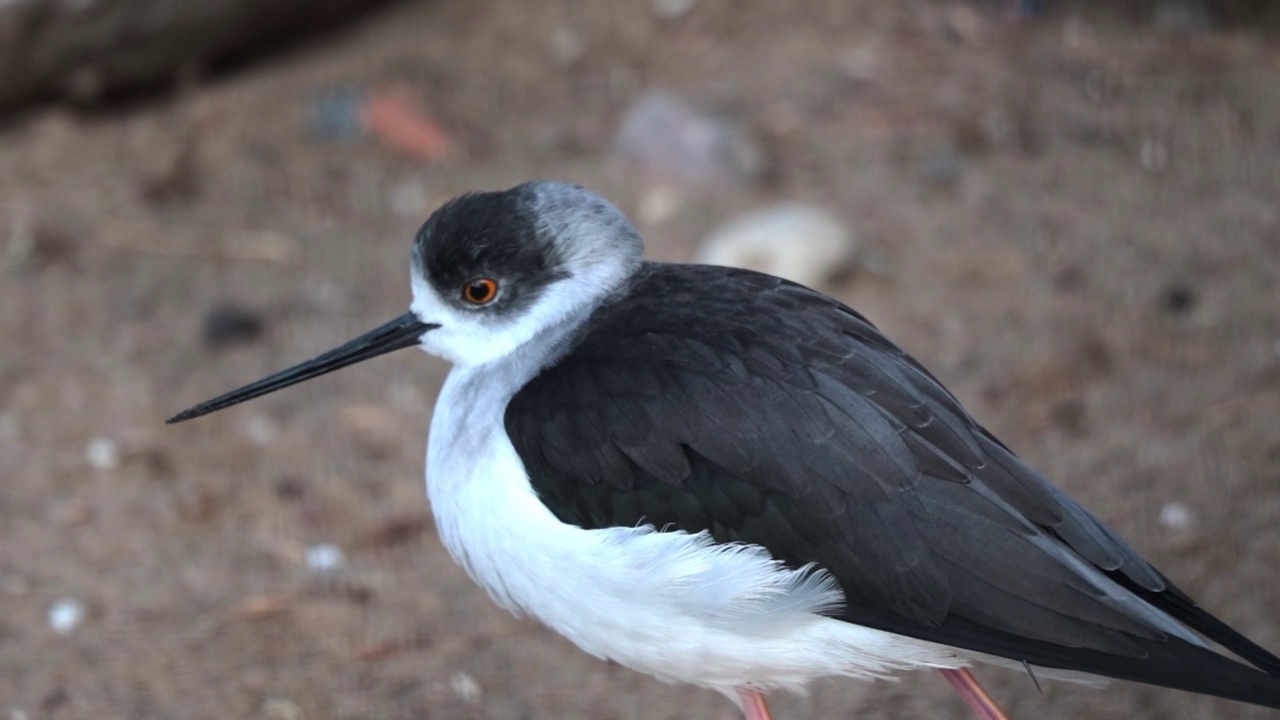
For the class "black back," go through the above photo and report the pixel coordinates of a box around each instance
[505,262,1280,708]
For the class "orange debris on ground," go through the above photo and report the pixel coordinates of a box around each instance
[360,85,454,161]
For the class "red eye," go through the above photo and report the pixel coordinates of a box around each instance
[462,278,499,305]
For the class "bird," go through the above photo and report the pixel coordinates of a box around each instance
[168,181,1280,719]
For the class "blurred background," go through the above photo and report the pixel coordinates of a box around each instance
[1,0,1278,718]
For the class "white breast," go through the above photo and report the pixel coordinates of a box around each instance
[424,360,963,697]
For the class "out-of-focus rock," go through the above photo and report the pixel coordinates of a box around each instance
[610,90,769,192]
[201,305,265,350]
[450,672,483,703]
[1012,0,1051,19]
[1154,0,1216,32]
[0,0,396,110]
[47,598,84,634]
[310,86,366,140]
[652,0,696,20]
[1139,138,1170,172]
[1159,501,1197,530]
[304,543,346,574]
[259,697,303,720]
[1160,282,1197,316]
[918,145,963,189]
[242,415,280,447]
[361,513,433,548]
[84,436,120,470]
[695,204,857,288]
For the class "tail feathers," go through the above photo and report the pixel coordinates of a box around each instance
[985,632,1280,710]
[1137,582,1280,678]
[1070,636,1280,710]
[896,616,1280,711]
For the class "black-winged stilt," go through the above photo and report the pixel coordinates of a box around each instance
[169,181,1280,719]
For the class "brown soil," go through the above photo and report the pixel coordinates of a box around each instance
[2,2,1278,719]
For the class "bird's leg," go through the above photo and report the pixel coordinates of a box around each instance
[938,668,1010,720]
[738,688,773,720]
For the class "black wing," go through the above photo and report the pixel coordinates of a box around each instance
[505,263,1280,708]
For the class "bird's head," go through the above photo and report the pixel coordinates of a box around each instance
[409,181,642,367]
[167,181,642,423]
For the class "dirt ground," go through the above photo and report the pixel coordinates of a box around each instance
[1,1,1279,718]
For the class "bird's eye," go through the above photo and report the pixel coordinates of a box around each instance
[462,278,499,305]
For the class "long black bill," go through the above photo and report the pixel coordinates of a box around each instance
[167,312,436,424]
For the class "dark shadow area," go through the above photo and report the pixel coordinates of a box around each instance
[0,0,409,117]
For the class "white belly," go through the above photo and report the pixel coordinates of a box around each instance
[426,365,963,697]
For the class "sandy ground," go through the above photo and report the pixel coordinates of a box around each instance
[2,1,1279,718]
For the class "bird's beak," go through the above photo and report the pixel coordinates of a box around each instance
[167,312,436,424]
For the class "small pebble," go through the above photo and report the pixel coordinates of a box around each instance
[305,544,346,573]
[696,204,857,287]
[236,594,293,619]
[260,697,303,720]
[202,305,265,349]
[652,0,696,19]
[919,146,962,188]
[1013,0,1050,19]
[1161,283,1197,315]
[84,437,119,470]
[363,514,432,547]
[274,476,306,501]
[1159,502,1196,530]
[48,598,84,634]
[1153,0,1215,33]
[242,415,279,447]
[310,86,366,140]
[450,672,483,703]
[1139,138,1169,172]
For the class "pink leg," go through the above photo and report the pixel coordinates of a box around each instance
[739,688,773,720]
[939,668,1010,720]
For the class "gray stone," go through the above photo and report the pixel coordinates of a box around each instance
[610,90,768,191]
[695,204,857,287]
